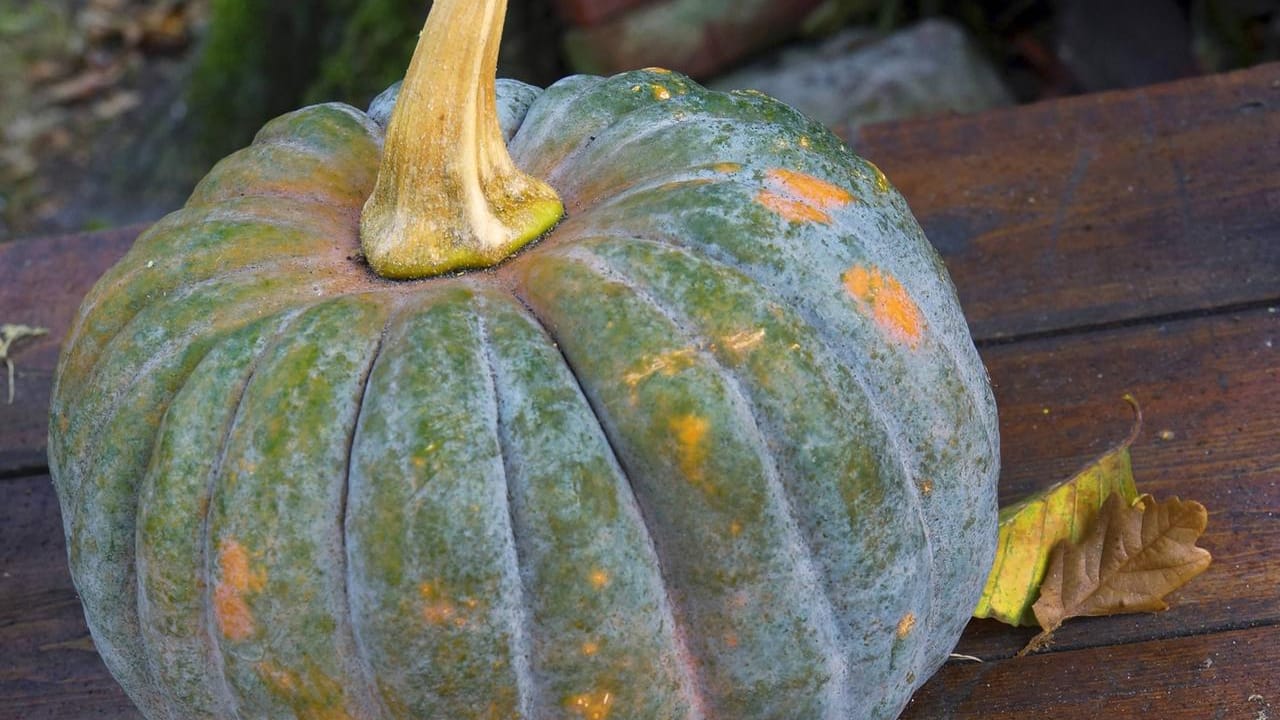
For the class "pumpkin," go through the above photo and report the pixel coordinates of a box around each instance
[48,1,998,718]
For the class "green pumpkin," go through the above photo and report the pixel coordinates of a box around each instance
[48,2,998,718]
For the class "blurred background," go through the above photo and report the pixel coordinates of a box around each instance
[1,0,1276,241]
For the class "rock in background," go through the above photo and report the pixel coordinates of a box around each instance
[709,19,1014,143]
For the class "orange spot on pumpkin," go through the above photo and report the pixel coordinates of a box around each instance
[255,661,354,720]
[257,661,299,693]
[418,581,460,626]
[588,569,610,591]
[841,265,925,347]
[712,162,742,174]
[669,414,711,486]
[756,169,855,225]
[581,640,601,656]
[623,347,698,392]
[767,168,855,208]
[719,328,766,354]
[567,689,615,720]
[756,190,832,224]
[897,612,917,639]
[213,539,264,641]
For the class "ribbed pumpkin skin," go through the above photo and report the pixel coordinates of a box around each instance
[49,72,998,720]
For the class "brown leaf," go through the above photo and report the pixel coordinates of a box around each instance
[1024,492,1211,652]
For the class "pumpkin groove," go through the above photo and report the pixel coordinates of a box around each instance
[473,304,540,720]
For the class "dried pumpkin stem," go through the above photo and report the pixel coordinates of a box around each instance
[360,0,563,280]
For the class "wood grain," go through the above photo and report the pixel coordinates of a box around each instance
[857,62,1280,341]
[0,475,140,720]
[905,624,1280,719]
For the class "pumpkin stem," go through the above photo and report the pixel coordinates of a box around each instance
[359,0,563,280]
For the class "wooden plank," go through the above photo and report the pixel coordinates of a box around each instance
[904,624,1280,719]
[0,227,139,477]
[0,475,140,720]
[856,62,1280,341]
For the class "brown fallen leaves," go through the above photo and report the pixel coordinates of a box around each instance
[977,396,1213,655]
[1020,492,1211,655]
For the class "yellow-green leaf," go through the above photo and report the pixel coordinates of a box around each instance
[973,397,1143,626]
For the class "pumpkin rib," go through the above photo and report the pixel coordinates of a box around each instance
[57,293,343,717]
[560,165,740,216]
[561,246,855,718]
[469,301,539,720]
[345,288,535,717]
[135,324,272,720]
[62,238,349,400]
[54,199,354,385]
[506,74,608,171]
[538,93,708,192]
[559,121,816,209]
[188,148,370,211]
[58,283,361,717]
[250,101,381,148]
[499,285,715,720]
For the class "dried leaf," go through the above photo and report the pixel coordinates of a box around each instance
[1023,492,1212,652]
[974,397,1143,626]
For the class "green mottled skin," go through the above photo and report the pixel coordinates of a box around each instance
[50,72,998,720]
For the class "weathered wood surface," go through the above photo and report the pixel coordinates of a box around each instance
[1,64,1277,718]
[906,625,1280,719]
